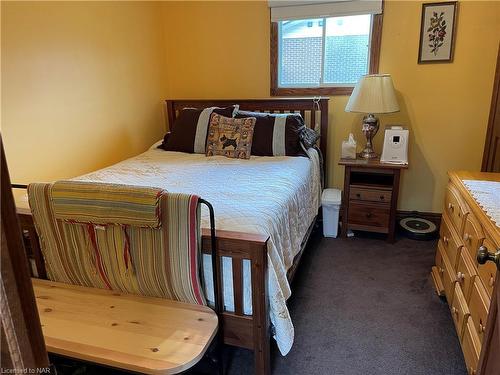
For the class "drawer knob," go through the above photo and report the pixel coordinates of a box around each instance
[451,306,459,316]
[489,276,495,287]
[479,320,486,333]
[443,236,449,245]
[477,245,500,271]
[456,272,465,283]
[380,195,385,200]
[366,212,372,218]
[463,233,471,242]
[448,203,454,211]
[356,193,361,198]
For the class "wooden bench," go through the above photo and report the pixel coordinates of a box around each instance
[33,278,218,374]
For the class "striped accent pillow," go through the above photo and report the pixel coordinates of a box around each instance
[235,111,306,157]
[161,106,238,153]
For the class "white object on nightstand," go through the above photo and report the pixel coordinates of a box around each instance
[380,126,409,165]
[322,189,342,238]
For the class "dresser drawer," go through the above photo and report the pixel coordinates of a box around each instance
[477,237,498,297]
[438,241,457,305]
[347,202,390,229]
[461,318,481,375]
[450,283,470,340]
[444,183,469,234]
[432,244,446,295]
[469,277,490,344]
[440,215,462,270]
[462,214,485,264]
[456,250,477,301]
[349,187,392,204]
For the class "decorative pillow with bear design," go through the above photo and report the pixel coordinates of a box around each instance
[205,113,256,159]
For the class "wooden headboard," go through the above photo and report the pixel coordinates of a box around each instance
[165,97,329,168]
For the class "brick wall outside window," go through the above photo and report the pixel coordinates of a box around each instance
[280,35,369,86]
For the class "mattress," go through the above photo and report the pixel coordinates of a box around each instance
[73,143,322,355]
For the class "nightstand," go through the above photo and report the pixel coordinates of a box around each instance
[338,158,408,243]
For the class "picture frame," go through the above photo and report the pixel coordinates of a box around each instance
[418,1,458,64]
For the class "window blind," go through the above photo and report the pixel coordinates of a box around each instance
[269,0,383,21]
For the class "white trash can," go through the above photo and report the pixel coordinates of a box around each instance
[322,189,342,238]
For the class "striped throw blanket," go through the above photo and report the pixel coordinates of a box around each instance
[28,181,205,305]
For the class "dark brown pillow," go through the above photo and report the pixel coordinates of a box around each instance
[235,111,306,156]
[206,114,256,159]
[161,106,236,153]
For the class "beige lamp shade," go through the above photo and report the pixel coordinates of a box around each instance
[345,74,400,114]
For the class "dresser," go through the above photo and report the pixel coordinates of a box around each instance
[431,171,500,375]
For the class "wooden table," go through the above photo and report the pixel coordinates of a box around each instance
[33,279,218,374]
[339,158,408,242]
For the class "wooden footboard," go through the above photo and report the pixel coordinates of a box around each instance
[202,228,270,374]
[17,211,271,375]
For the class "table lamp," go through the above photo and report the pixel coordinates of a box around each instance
[345,74,400,159]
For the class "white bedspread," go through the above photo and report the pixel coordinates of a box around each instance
[75,145,321,355]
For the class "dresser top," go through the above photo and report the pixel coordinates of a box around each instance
[449,171,500,245]
[451,170,500,183]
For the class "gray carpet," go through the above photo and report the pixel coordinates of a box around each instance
[225,230,467,375]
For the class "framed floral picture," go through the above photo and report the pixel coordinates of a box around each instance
[418,1,458,63]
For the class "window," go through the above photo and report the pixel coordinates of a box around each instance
[270,13,383,96]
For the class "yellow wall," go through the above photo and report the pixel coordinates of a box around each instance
[2,1,499,213]
[161,0,500,212]
[162,1,270,98]
[1,1,167,183]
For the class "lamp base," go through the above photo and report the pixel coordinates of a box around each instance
[359,113,379,160]
[359,149,378,159]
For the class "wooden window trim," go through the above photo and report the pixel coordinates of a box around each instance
[270,13,383,97]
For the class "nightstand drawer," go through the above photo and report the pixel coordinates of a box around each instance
[349,187,392,203]
[348,202,390,229]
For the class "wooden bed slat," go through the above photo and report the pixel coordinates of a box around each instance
[304,110,312,128]
[315,110,321,132]
[232,258,244,316]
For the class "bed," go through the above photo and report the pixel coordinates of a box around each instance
[17,98,329,375]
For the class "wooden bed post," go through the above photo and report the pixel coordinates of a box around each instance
[251,241,271,375]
